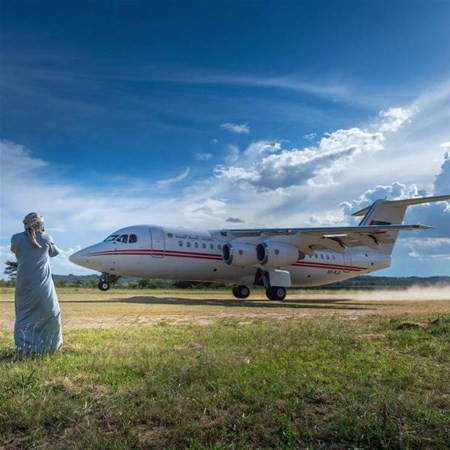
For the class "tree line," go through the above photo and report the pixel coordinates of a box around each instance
[3,260,449,289]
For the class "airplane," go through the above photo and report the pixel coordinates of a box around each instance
[69,194,450,301]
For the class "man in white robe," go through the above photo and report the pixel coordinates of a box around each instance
[11,213,63,355]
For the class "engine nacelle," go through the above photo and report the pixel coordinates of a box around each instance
[256,241,302,268]
[222,242,258,267]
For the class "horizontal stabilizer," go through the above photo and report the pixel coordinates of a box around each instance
[352,194,450,217]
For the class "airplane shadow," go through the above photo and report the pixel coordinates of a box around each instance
[3,297,376,311]
[111,296,374,311]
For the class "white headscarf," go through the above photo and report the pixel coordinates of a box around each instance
[23,212,45,248]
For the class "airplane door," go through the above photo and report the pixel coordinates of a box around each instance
[150,228,165,258]
[343,249,352,270]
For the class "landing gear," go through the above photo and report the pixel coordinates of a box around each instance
[98,280,110,291]
[232,285,250,299]
[265,286,286,301]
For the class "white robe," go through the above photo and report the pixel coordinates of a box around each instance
[11,232,63,354]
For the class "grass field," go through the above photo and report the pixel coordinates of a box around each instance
[1,288,449,449]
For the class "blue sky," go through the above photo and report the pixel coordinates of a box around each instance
[1,0,449,277]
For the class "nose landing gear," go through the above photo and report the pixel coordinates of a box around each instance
[97,272,121,291]
[98,280,111,291]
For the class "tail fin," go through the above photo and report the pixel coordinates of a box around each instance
[352,194,450,254]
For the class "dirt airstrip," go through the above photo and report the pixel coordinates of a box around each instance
[1,287,449,329]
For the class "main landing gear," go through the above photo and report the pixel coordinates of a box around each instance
[265,286,287,301]
[232,285,250,299]
[231,284,287,301]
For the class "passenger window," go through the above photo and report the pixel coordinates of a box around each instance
[187,242,191,248]
[218,244,222,250]
[320,254,324,259]
[202,243,206,249]
[194,242,199,248]
[179,241,183,247]
[129,234,137,243]
[210,244,214,250]
[326,255,330,260]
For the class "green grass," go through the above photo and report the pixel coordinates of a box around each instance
[1,314,449,449]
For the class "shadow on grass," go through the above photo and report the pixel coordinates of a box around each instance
[0,349,17,363]
[109,296,374,311]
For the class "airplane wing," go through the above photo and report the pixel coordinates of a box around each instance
[219,193,450,255]
[220,224,432,254]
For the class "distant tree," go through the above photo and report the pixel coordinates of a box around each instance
[4,260,18,281]
[73,279,83,288]
[86,279,98,288]
[137,278,152,288]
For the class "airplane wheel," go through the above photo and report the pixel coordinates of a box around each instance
[266,286,286,301]
[98,280,110,291]
[232,285,250,299]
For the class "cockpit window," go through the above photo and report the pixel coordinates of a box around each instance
[104,234,119,242]
[104,233,137,243]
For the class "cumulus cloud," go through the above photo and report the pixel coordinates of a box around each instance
[378,107,415,132]
[340,182,423,217]
[215,128,384,191]
[339,152,450,268]
[405,238,450,260]
[220,122,250,134]
[434,152,450,194]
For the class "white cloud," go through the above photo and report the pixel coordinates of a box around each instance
[378,107,415,132]
[220,122,250,134]
[156,167,190,188]
[214,128,385,191]
[434,152,450,195]
[244,140,282,159]
[224,144,240,164]
[405,238,450,260]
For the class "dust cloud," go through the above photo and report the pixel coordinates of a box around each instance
[348,287,450,301]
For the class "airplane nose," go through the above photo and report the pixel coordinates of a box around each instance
[69,248,90,267]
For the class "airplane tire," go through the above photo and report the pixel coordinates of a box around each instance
[266,286,286,301]
[98,280,110,291]
[232,285,250,299]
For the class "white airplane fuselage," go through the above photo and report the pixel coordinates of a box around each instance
[69,195,449,300]
[70,224,390,288]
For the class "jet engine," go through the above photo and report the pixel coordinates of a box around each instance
[222,242,258,267]
[256,241,302,268]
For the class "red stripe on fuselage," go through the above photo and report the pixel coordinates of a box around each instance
[87,249,222,261]
[293,261,364,272]
[86,249,366,271]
